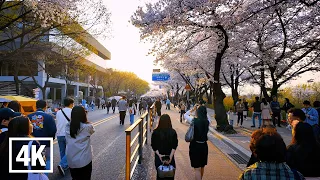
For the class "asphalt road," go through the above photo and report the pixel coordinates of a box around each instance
[48,107,135,180]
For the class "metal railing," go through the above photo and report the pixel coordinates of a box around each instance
[125,104,155,180]
[148,104,156,131]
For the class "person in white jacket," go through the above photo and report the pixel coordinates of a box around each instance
[184,104,212,124]
[55,98,74,176]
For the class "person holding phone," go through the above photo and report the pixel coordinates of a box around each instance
[151,114,178,180]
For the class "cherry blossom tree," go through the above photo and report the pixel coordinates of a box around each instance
[131,0,240,131]
[237,1,320,99]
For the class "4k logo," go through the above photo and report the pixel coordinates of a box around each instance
[9,137,53,173]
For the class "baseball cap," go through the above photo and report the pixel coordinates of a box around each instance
[0,108,22,120]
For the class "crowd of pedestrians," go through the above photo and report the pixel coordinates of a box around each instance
[0,98,95,180]
[238,96,320,180]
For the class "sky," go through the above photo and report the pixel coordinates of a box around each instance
[97,0,156,83]
[92,0,320,95]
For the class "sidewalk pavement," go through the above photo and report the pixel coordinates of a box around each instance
[205,108,292,159]
[133,105,242,180]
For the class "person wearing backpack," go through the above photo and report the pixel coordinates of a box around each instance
[251,97,262,128]
[55,98,74,176]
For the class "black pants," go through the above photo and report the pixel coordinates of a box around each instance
[70,161,92,180]
[107,106,110,113]
[237,112,243,125]
[112,106,116,113]
[119,111,126,125]
[272,112,281,126]
[180,110,186,122]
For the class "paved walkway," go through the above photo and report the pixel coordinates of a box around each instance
[205,108,292,152]
[134,105,242,180]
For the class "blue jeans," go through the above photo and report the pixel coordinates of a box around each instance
[130,114,134,125]
[252,112,262,127]
[57,136,68,169]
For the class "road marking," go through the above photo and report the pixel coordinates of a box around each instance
[53,114,118,145]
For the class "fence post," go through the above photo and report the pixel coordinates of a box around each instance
[145,114,148,144]
[125,131,131,180]
[138,118,143,164]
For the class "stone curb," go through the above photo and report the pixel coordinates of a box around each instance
[208,126,251,161]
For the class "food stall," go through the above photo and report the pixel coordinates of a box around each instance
[0,95,37,115]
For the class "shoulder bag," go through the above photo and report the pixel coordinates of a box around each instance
[27,141,49,180]
[157,163,175,178]
[185,119,194,142]
[61,109,70,121]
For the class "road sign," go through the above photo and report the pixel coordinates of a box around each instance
[152,73,170,81]
[153,69,161,73]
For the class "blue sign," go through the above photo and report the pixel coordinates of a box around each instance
[152,73,170,81]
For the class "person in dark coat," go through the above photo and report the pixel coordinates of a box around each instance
[286,122,320,177]
[28,100,57,172]
[106,101,111,114]
[151,114,178,180]
[270,96,282,127]
[282,98,295,120]
[185,105,209,180]
[155,98,162,118]
[111,98,117,113]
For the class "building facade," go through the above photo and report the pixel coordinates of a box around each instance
[0,20,111,103]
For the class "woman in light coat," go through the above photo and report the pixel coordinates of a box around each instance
[261,98,272,126]
[66,106,95,180]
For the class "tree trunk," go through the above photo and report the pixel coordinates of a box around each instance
[271,85,279,98]
[231,89,239,105]
[213,82,228,130]
[42,88,46,100]
[212,25,229,132]
[14,75,20,95]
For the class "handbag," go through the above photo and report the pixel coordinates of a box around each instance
[157,163,175,178]
[185,119,194,142]
[27,141,49,180]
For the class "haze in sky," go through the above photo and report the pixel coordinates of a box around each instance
[100,0,155,83]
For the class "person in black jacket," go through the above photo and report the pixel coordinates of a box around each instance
[151,114,178,180]
[286,122,320,177]
[155,98,162,118]
[185,105,209,180]
[282,98,295,118]
[0,116,44,180]
[251,97,262,128]
[270,96,282,127]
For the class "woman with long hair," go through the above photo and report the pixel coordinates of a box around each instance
[286,122,320,177]
[151,114,178,180]
[185,105,209,180]
[261,98,272,126]
[66,106,95,180]
[0,116,44,180]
